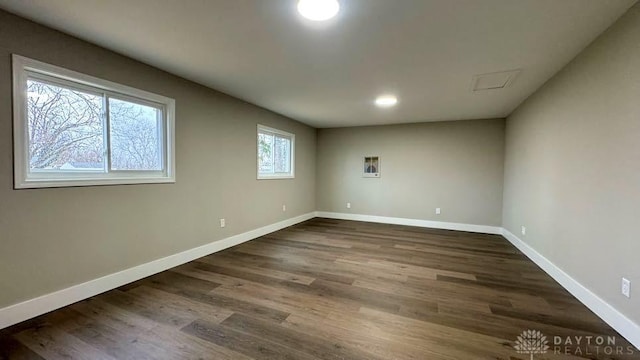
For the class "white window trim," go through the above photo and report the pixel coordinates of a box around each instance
[257,124,295,180]
[12,54,176,189]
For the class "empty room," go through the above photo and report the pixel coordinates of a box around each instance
[1,0,639,359]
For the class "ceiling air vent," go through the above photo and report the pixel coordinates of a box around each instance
[471,69,521,92]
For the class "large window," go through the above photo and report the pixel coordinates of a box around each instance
[12,55,175,189]
[257,125,295,179]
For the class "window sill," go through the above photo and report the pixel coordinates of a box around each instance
[257,174,295,180]
[15,176,175,189]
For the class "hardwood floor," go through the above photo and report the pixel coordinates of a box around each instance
[1,218,638,359]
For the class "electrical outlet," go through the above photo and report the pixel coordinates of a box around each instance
[347,202,351,209]
[435,208,441,215]
[282,204,286,212]
[220,218,226,228]
[521,226,526,236]
[622,278,631,298]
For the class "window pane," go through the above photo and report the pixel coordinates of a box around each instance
[109,98,163,171]
[274,135,291,173]
[258,132,274,174]
[27,79,104,171]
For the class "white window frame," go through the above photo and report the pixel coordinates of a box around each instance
[12,54,176,189]
[257,124,295,180]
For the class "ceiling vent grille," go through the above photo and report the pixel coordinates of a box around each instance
[471,69,521,92]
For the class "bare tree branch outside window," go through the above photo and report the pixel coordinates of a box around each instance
[27,79,103,170]
[109,98,162,171]
[26,78,163,172]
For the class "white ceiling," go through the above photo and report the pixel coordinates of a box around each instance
[0,0,635,128]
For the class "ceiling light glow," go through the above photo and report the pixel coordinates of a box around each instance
[297,0,340,21]
[375,95,398,108]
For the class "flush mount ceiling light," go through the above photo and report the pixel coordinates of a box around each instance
[374,95,398,108]
[297,0,340,21]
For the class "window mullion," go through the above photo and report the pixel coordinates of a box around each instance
[103,94,112,173]
[158,106,165,172]
[271,134,276,174]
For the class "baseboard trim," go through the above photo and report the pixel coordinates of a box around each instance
[0,212,316,330]
[501,228,640,350]
[315,211,502,235]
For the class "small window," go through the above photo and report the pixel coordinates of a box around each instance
[12,55,175,188]
[257,125,295,179]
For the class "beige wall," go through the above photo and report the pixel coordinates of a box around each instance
[0,11,316,309]
[503,4,640,323]
[317,119,505,226]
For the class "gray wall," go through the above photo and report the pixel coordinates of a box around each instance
[0,11,316,309]
[317,119,505,226]
[503,4,640,323]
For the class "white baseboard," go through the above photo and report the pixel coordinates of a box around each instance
[501,228,640,350]
[0,212,316,330]
[315,211,502,235]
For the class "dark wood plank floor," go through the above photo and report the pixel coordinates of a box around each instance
[1,218,638,359]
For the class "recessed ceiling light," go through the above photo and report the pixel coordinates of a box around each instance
[297,0,340,21]
[375,95,398,108]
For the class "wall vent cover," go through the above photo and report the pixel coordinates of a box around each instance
[471,69,521,92]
